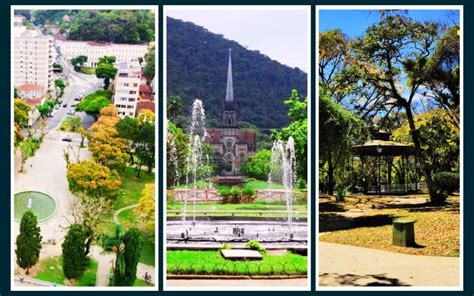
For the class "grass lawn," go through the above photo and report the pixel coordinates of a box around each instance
[167,199,308,218]
[167,250,307,276]
[80,67,95,75]
[134,279,152,286]
[171,179,287,190]
[102,167,155,266]
[34,256,98,286]
[319,195,460,257]
[116,167,155,209]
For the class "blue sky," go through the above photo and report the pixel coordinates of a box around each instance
[319,9,460,37]
[167,7,309,71]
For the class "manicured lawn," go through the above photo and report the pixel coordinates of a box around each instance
[134,279,152,286]
[171,180,287,190]
[167,250,307,276]
[34,256,98,286]
[319,195,460,257]
[167,199,307,218]
[80,67,95,75]
[140,235,156,267]
[116,167,155,209]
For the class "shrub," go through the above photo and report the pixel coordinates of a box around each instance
[230,186,241,203]
[246,240,266,254]
[335,184,348,202]
[432,171,460,204]
[241,186,256,203]
[218,186,231,203]
[296,178,307,191]
[241,149,272,180]
[219,243,232,250]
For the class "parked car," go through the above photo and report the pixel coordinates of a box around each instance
[67,110,76,115]
[54,105,60,110]
[63,103,68,108]
[62,136,72,142]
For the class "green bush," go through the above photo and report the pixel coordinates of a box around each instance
[218,186,231,203]
[246,240,266,254]
[230,186,241,203]
[335,184,348,202]
[219,243,232,250]
[241,149,272,180]
[432,171,460,204]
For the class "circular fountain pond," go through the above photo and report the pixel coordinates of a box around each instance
[14,191,57,222]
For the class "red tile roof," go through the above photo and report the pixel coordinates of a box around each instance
[17,84,45,91]
[136,101,155,115]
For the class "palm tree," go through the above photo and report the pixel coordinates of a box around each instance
[167,96,184,122]
[102,224,125,285]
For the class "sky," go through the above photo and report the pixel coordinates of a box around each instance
[319,9,460,37]
[167,7,309,71]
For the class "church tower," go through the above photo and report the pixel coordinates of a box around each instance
[223,48,237,127]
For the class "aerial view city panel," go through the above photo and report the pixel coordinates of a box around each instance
[12,8,156,288]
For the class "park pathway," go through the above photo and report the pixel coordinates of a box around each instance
[319,242,460,287]
[113,204,139,224]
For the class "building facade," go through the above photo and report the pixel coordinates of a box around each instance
[207,49,256,175]
[56,40,148,68]
[13,25,54,96]
[113,60,141,118]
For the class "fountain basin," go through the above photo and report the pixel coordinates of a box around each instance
[167,220,307,246]
[14,191,57,222]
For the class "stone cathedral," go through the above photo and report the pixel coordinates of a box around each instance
[206,49,256,176]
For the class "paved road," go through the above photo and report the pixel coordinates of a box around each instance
[319,242,460,287]
[44,57,102,131]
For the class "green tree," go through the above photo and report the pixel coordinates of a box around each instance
[167,122,189,186]
[62,224,88,279]
[15,211,42,275]
[36,99,55,117]
[241,149,272,180]
[319,87,365,195]
[19,138,39,173]
[120,228,143,286]
[349,13,449,203]
[14,99,31,127]
[272,90,308,182]
[71,55,88,71]
[103,224,125,285]
[76,90,112,115]
[143,48,155,79]
[167,96,184,123]
[96,62,118,90]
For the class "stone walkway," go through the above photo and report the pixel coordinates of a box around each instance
[319,242,460,287]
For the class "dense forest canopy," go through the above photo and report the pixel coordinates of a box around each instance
[17,10,155,44]
[167,17,307,129]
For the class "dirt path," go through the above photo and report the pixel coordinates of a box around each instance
[319,242,460,287]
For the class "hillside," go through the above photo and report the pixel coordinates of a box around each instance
[167,17,307,129]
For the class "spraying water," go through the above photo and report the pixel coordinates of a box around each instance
[268,137,296,233]
[167,127,180,187]
[183,100,206,224]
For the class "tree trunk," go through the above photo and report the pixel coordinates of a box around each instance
[328,157,334,195]
[404,104,438,201]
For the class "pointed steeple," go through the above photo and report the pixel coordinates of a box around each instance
[223,48,237,127]
[225,48,234,104]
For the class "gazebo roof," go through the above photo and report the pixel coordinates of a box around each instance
[352,139,417,157]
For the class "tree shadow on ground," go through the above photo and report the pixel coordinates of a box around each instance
[319,202,346,213]
[319,272,410,286]
[379,201,459,213]
[319,213,396,232]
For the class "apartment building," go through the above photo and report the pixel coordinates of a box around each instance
[56,40,148,67]
[113,60,141,118]
[13,25,54,98]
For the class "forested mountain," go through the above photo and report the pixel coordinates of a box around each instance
[167,17,307,129]
[17,10,155,44]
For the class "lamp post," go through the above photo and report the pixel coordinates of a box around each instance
[376,145,383,197]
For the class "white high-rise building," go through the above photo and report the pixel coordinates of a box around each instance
[56,40,148,68]
[13,25,54,98]
[113,60,141,118]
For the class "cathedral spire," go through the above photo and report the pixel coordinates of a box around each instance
[225,48,234,104]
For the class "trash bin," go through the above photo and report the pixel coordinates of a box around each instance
[393,218,416,247]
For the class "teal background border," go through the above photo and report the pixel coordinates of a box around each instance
[0,0,471,295]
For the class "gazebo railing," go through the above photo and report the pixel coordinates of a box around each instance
[367,182,427,194]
